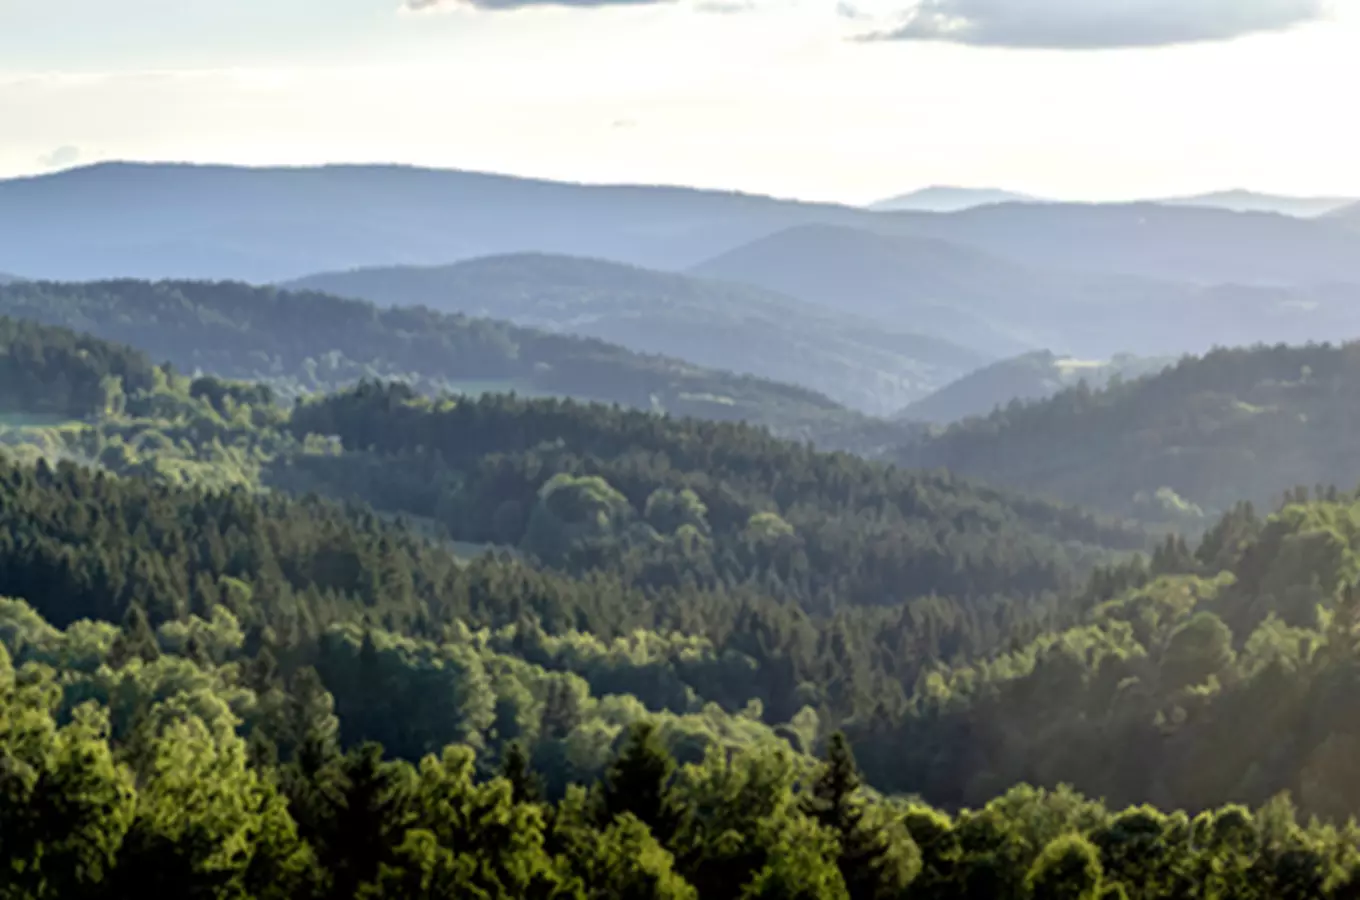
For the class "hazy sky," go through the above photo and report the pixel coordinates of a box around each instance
[1,0,1355,203]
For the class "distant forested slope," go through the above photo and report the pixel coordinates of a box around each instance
[899,351,1176,424]
[0,278,864,437]
[286,253,988,414]
[895,342,1360,524]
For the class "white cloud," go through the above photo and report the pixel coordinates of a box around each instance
[37,145,82,169]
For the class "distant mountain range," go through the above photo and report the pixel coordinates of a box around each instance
[870,186,1357,217]
[690,224,1360,360]
[0,273,22,285]
[897,350,1177,424]
[871,202,1360,285]
[7,163,1360,291]
[0,162,885,282]
[868,187,1039,212]
[9,161,1360,428]
[284,253,987,415]
[1156,189,1357,218]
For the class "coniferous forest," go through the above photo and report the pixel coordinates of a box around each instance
[10,291,1360,898]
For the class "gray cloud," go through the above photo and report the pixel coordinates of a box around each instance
[38,145,81,169]
[864,0,1332,49]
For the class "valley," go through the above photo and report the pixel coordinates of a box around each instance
[6,161,1360,898]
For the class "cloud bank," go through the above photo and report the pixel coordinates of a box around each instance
[401,0,1333,45]
[864,0,1333,49]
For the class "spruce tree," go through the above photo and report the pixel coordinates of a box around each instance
[601,721,679,842]
[806,732,916,900]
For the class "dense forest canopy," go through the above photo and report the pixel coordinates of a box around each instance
[286,382,1145,608]
[7,373,1360,896]
[11,284,1360,896]
[895,341,1360,526]
[284,252,988,415]
[0,315,158,418]
[0,278,865,438]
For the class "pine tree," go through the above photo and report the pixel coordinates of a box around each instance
[806,732,862,837]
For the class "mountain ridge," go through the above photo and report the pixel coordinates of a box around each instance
[0,277,867,436]
[1156,188,1356,217]
[868,186,1040,212]
[691,223,1360,361]
[9,161,1360,289]
[284,251,991,414]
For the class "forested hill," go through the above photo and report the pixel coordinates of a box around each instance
[0,315,158,417]
[898,350,1175,424]
[12,319,1360,894]
[0,278,864,436]
[284,252,988,415]
[894,341,1360,524]
[284,381,1146,613]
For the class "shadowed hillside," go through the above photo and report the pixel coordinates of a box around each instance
[894,341,1360,524]
[0,278,866,437]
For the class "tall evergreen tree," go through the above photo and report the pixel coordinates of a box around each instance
[601,722,679,843]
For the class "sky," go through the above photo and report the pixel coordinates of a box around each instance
[1,0,1356,204]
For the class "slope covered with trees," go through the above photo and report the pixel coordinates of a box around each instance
[0,278,865,437]
[844,491,1360,821]
[9,616,1360,900]
[0,343,1141,735]
[898,351,1175,425]
[285,253,988,415]
[895,341,1360,525]
[10,316,1360,895]
[0,315,158,419]
[285,381,1145,610]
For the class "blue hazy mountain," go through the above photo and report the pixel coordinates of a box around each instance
[868,186,1042,212]
[1156,189,1356,218]
[8,163,1360,290]
[284,252,990,415]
